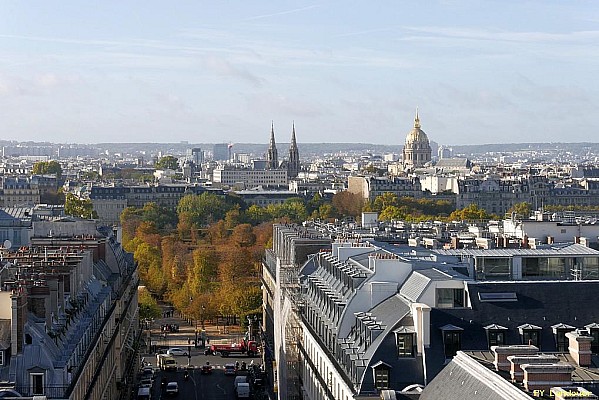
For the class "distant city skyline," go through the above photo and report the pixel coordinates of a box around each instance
[1,1,598,145]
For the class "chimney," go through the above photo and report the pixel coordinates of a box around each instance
[451,237,460,249]
[11,288,27,354]
[550,387,598,400]
[566,329,593,367]
[508,354,559,383]
[492,345,538,372]
[522,363,574,392]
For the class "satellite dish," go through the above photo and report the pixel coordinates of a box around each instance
[2,240,11,250]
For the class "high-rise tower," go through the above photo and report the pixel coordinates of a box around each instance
[288,122,300,179]
[266,121,279,169]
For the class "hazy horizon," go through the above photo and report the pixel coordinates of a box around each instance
[1,1,598,146]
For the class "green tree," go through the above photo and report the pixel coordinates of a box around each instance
[140,202,178,231]
[448,203,493,221]
[32,160,62,177]
[507,202,532,218]
[189,247,219,292]
[64,193,97,219]
[245,205,270,225]
[312,203,335,220]
[373,193,399,212]
[224,205,243,230]
[264,198,308,223]
[138,287,161,320]
[155,155,179,170]
[177,193,232,227]
[379,205,407,221]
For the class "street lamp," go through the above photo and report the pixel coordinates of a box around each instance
[247,315,254,342]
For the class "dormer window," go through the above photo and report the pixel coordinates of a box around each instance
[585,323,599,353]
[518,324,542,348]
[484,324,508,349]
[371,361,391,389]
[436,288,465,308]
[394,327,415,358]
[440,324,463,358]
[552,323,575,352]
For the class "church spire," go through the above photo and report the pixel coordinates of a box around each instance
[288,121,300,179]
[267,121,278,169]
[291,121,297,148]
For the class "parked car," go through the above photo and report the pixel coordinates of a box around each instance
[224,363,237,375]
[166,347,188,356]
[165,381,179,396]
[141,367,154,381]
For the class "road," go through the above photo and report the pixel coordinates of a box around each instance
[142,351,263,399]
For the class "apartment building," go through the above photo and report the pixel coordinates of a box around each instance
[0,219,138,399]
[264,223,599,399]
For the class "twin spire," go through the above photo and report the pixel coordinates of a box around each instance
[267,121,300,178]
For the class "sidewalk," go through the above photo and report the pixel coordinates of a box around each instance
[145,311,248,351]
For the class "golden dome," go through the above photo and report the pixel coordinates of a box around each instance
[405,110,430,145]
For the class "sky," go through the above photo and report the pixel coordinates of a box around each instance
[1,1,599,146]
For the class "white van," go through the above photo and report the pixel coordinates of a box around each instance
[137,386,151,400]
[235,382,250,398]
[234,375,247,389]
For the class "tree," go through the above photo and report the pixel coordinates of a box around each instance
[276,198,308,223]
[379,205,407,221]
[313,203,335,220]
[231,224,256,247]
[64,193,97,219]
[448,203,493,221]
[507,202,532,218]
[224,206,243,230]
[189,247,219,292]
[332,191,364,217]
[32,160,62,177]
[177,193,233,227]
[155,155,179,170]
[245,205,270,225]
[138,287,161,320]
[373,193,399,212]
[140,202,178,231]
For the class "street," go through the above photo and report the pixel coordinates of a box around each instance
[143,352,263,400]
[138,309,268,399]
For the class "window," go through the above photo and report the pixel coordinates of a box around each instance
[583,258,599,279]
[440,326,463,358]
[523,257,566,278]
[396,333,414,357]
[373,366,390,389]
[521,329,541,348]
[552,324,575,352]
[485,324,507,349]
[475,257,511,279]
[30,373,44,395]
[488,330,506,347]
[437,288,465,308]
[586,325,599,354]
